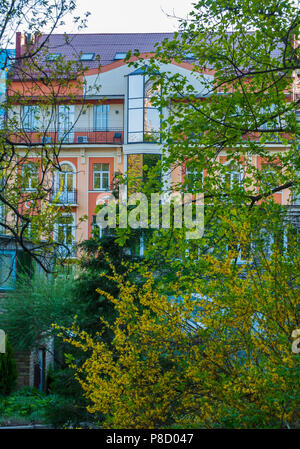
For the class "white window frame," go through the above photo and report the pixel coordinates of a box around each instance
[93,163,110,191]
[94,104,110,131]
[22,162,39,191]
[55,212,76,257]
[55,161,77,204]
[58,105,75,143]
[221,161,243,189]
[185,164,203,190]
[23,105,40,132]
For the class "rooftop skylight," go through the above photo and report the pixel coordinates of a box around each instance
[114,52,127,60]
[80,53,95,61]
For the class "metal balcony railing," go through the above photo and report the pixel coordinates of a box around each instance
[51,189,78,205]
[12,128,124,145]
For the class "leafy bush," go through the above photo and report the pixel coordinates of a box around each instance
[43,394,88,428]
[0,387,51,425]
[0,272,76,352]
[44,367,95,428]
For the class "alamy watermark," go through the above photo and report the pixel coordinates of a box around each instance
[292,329,300,354]
[95,186,204,240]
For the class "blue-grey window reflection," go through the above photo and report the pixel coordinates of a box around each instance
[127,70,160,143]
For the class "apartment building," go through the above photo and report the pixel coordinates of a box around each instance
[4,32,300,263]
[0,31,299,389]
[5,33,208,255]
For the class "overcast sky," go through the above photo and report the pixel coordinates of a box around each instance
[58,0,195,34]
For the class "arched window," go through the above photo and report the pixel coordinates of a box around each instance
[54,162,76,204]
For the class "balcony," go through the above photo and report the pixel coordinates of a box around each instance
[11,128,124,145]
[51,189,78,205]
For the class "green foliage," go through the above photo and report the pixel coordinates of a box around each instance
[0,272,76,351]
[57,0,300,430]
[0,336,17,396]
[42,393,93,429]
[73,236,134,335]
[0,0,93,270]
[0,387,51,425]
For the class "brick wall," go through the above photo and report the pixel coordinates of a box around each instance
[14,351,34,388]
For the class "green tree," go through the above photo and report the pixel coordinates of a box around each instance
[57,0,300,429]
[0,271,76,352]
[0,0,92,273]
[58,213,300,428]
[72,235,136,336]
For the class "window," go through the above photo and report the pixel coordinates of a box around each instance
[143,153,161,185]
[55,214,76,257]
[22,218,36,240]
[114,52,127,60]
[183,52,195,60]
[0,251,16,290]
[22,162,39,191]
[257,228,275,259]
[258,104,280,130]
[93,163,110,190]
[261,163,278,189]
[0,110,5,129]
[46,53,61,60]
[23,105,39,131]
[58,105,75,143]
[185,163,203,191]
[127,154,161,194]
[221,164,242,190]
[127,70,161,143]
[80,53,95,61]
[55,163,76,204]
[94,105,109,131]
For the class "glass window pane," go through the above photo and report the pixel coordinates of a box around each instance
[23,163,38,189]
[102,173,109,190]
[58,105,75,131]
[58,173,65,189]
[100,163,109,172]
[60,163,74,173]
[128,132,143,143]
[128,109,143,133]
[129,98,143,109]
[144,108,160,133]
[93,163,102,171]
[114,52,127,60]
[66,226,73,243]
[23,105,39,131]
[127,154,143,193]
[128,75,144,99]
[66,174,73,191]
[94,105,109,130]
[93,173,100,189]
[0,253,15,289]
[58,226,65,243]
[143,154,161,183]
[80,53,94,61]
